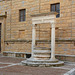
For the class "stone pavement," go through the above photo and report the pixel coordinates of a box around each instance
[0,56,75,75]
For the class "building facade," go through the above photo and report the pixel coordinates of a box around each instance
[0,0,75,61]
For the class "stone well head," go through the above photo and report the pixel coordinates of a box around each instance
[21,12,64,67]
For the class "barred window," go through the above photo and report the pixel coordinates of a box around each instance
[51,3,60,18]
[19,9,26,22]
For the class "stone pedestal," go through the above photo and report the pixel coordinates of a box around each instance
[22,47,64,67]
[21,12,64,67]
[22,59,64,67]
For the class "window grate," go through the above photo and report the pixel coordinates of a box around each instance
[51,3,60,18]
[19,9,26,22]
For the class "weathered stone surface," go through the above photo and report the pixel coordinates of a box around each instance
[22,59,64,67]
[0,0,74,61]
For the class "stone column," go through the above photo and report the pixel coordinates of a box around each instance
[31,24,36,58]
[50,23,58,61]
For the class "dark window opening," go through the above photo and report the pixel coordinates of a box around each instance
[19,9,26,22]
[26,54,31,58]
[51,3,60,18]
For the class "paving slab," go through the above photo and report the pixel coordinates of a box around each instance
[0,65,68,75]
[0,56,74,75]
[0,56,25,63]
[0,64,9,67]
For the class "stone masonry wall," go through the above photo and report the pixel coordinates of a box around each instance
[0,0,75,58]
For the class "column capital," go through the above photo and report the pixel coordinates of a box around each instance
[32,24,37,28]
[51,23,55,28]
[32,25,36,29]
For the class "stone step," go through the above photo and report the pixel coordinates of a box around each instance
[26,59,58,63]
[34,47,51,50]
[34,53,50,55]
[22,61,64,67]
[34,55,50,58]
[34,58,50,60]
[22,59,64,67]
[34,50,51,53]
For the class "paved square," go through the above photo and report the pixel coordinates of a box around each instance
[0,56,75,75]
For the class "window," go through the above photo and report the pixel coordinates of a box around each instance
[19,9,26,22]
[51,3,60,18]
